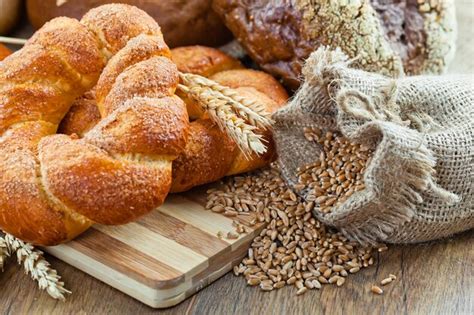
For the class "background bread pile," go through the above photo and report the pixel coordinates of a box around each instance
[26,0,232,48]
[0,0,22,35]
[212,0,457,89]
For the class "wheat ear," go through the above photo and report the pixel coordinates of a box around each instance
[0,235,9,271]
[179,72,273,128]
[178,73,271,157]
[4,234,71,301]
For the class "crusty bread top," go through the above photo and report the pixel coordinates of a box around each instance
[95,34,171,115]
[171,45,243,76]
[210,69,289,106]
[28,17,106,85]
[171,119,237,192]
[80,4,162,56]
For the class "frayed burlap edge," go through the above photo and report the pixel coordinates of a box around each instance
[273,47,460,245]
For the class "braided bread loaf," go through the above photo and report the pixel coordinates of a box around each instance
[170,46,288,192]
[0,4,188,245]
[59,46,289,193]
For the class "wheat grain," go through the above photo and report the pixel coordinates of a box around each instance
[371,285,384,295]
[206,164,383,295]
[4,234,71,301]
[298,127,373,214]
[381,277,393,286]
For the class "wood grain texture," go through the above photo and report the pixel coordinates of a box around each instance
[37,187,265,308]
[1,1,473,314]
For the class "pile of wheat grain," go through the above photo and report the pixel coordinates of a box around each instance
[206,161,385,295]
[297,127,373,213]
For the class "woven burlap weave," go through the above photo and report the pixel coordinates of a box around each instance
[273,48,473,245]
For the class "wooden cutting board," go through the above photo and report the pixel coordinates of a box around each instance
[42,187,264,308]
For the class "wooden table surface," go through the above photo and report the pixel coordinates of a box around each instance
[1,1,473,314]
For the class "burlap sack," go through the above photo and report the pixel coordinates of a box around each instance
[273,48,474,245]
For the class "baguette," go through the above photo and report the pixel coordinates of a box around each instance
[0,4,188,245]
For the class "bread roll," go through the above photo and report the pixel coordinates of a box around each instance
[59,45,289,193]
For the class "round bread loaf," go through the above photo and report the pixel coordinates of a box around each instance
[27,0,233,48]
[213,0,457,89]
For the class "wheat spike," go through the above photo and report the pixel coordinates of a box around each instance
[4,234,71,301]
[179,72,274,129]
[0,235,9,271]
[178,72,271,157]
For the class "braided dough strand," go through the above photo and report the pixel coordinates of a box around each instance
[0,4,187,245]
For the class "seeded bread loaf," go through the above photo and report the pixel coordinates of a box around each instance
[213,0,457,89]
[27,0,233,48]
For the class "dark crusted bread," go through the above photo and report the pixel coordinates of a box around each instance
[213,0,457,89]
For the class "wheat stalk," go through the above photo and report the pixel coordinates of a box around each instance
[179,72,273,128]
[183,84,267,158]
[178,73,272,157]
[4,234,71,301]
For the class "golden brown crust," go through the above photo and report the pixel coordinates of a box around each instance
[86,95,189,158]
[39,135,172,225]
[58,90,100,137]
[171,119,237,192]
[171,45,244,119]
[0,122,92,245]
[95,34,171,114]
[0,44,11,61]
[0,4,188,244]
[210,69,289,106]
[27,17,106,85]
[101,56,179,116]
[172,46,243,77]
